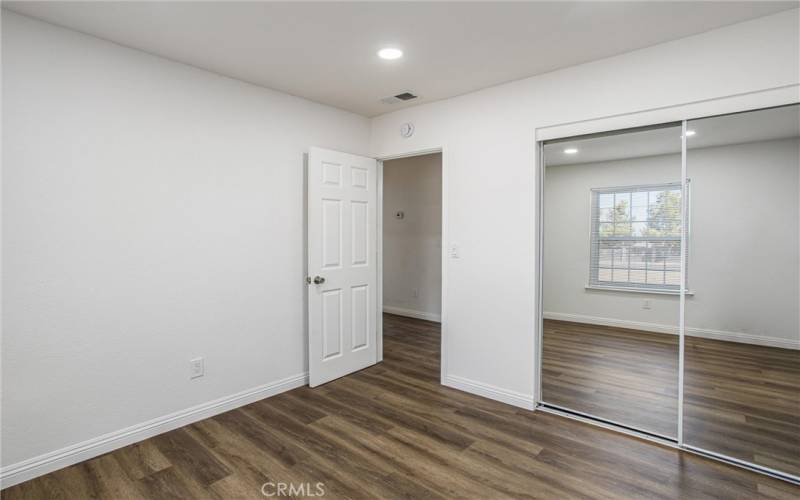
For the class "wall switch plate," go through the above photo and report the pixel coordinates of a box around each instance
[450,243,460,259]
[643,299,652,310]
[412,288,419,298]
[190,357,204,379]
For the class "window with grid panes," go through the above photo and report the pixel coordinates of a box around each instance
[589,183,684,292]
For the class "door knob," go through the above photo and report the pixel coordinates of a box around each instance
[313,276,325,284]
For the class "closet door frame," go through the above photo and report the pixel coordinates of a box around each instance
[533,87,800,484]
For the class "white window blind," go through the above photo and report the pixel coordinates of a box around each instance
[589,182,685,292]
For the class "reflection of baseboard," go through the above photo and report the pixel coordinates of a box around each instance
[0,372,308,488]
[543,312,799,350]
[443,374,534,410]
[383,306,441,323]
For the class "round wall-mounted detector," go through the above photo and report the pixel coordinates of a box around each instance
[400,122,414,138]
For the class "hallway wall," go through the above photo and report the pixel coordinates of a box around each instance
[382,153,442,322]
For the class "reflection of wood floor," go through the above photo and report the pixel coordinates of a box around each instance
[4,314,798,498]
[684,336,800,477]
[542,320,679,437]
[542,319,800,477]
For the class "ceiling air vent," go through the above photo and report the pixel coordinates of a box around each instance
[380,92,418,105]
[395,92,417,101]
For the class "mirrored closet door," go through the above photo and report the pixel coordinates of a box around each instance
[541,124,682,439]
[682,104,800,480]
[539,103,799,483]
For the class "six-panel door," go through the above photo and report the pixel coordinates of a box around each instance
[308,147,377,386]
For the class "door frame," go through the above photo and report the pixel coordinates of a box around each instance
[375,147,447,383]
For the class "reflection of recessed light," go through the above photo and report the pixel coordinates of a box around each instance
[564,148,578,154]
[378,48,403,60]
[685,130,696,137]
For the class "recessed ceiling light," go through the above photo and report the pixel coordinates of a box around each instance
[564,148,578,154]
[378,48,403,60]
[685,130,696,137]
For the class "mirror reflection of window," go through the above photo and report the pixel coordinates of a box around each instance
[590,183,683,291]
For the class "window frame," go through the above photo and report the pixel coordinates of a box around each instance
[587,181,689,294]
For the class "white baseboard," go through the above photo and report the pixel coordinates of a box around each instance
[443,374,535,410]
[544,312,677,335]
[383,306,441,323]
[0,372,308,489]
[544,312,799,350]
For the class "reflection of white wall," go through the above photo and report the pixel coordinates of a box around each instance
[383,154,442,322]
[544,138,799,348]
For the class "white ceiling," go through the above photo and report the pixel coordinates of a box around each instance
[4,2,797,117]
[544,104,800,166]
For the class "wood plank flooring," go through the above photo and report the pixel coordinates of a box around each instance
[3,314,799,498]
[543,319,800,478]
[684,335,800,477]
[542,319,679,437]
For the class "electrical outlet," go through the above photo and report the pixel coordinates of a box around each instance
[450,243,460,259]
[642,299,652,310]
[190,357,204,379]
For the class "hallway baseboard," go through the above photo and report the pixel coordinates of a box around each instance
[383,306,441,323]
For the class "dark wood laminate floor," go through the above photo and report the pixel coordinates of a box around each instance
[543,319,800,478]
[4,314,799,499]
[684,335,800,478]
[542,319,680,437]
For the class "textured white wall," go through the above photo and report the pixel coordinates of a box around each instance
[1,12,370,468]
[544,139,799,345]
[371,10,800,400]
[382,153,442,320]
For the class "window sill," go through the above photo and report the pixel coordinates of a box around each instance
[585,284,694,296]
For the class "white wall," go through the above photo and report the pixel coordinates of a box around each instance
[1,11,370,474]
[382,153,442,321]
[370,9,800,405]
[543,139,800,348]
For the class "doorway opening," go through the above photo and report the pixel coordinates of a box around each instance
[379,152,443,378]
[306,147,445,387]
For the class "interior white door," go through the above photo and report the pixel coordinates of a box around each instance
[307,147,378,387]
